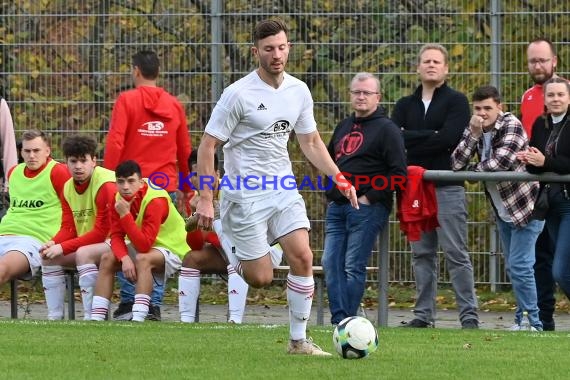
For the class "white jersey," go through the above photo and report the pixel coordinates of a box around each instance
[205,71,317,202]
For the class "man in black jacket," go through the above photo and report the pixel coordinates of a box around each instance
[392,43,479,329]
[322,72,407,325]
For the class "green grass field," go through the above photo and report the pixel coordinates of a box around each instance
[1,320,568,380]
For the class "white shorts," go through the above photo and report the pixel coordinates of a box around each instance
[0,235,42,280]
[127,244,182,279]
[220,190,310,261]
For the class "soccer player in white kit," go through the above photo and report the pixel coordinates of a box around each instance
[195,18,357,355]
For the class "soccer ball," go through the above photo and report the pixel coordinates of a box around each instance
[333,316,379,359]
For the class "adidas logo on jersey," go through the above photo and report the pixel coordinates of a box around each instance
[257,103,267,110]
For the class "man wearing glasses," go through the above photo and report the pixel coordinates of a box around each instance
[321,72,406,326]
[521,38,561,331]
[392,43,479,329]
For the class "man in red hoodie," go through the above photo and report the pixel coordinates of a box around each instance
[103,50,191,321]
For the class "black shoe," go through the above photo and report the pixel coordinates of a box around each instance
[400,318,434,328]
[542,320,555,331]
[461,319,479,329]
[145,305,161,321]
[112,302,133,321]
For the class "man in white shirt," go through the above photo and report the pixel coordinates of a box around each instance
[195,18,357,356]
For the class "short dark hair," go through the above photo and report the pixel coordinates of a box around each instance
[544,77,570,94]
[132,50,159,80]
[22,129,50,145]
[472,85,501,104]
[116,160,142,179]
[253,18,289,45]
[189,150,219,171]
[528,37,556,56]
[62,135,97,159]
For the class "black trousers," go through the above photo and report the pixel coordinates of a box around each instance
[534,228,556,328]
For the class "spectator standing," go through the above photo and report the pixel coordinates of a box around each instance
[452,85,544,331]
[518,77,570,317]
[520,38,561,330]
[321,72,406,325]
[391,43,479,329]
[103,50,192,321]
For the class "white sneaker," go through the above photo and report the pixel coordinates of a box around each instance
[508,324,522,331]
[287,338,332,356]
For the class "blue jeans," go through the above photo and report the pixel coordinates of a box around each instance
[496,218,544,328]
[410,186,478,324]
[546,190,570,299]
[322,201,389,325]
[117,272,164,306]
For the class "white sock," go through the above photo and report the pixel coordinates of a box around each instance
[91,296,110,321]
[227,264,248,323]
[41,265,66,320]
[132,294,151,322]
[179,267,201,323]
[213,220,243,276]
[287,274,314,341]
[77,264,98,321]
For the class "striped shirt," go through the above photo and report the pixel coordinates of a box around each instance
[451,112,539,227]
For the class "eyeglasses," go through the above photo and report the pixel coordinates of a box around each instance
[528,58,552,66]
[350,90,379,97]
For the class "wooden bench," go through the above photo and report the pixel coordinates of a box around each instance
[9,269,77,319]
[274,265,378,326]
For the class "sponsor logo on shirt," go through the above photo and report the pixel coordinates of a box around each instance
[11,198,45,208]
[260,120,292,139]
[257,103,267,110]
[138,121,168,137]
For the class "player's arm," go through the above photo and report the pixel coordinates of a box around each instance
[59,182,115,254]
[40,194,77,259]
[297,130,357,208]
[195,133,224,227]
[50,162,72,196]
[109,208,136,281]
[120,197,167,253]
[51,194,77,243]
[103,95,128,170]
[40,163,73,259]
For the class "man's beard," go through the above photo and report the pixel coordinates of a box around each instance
[531,71,553,85]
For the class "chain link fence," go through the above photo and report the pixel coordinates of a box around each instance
[1,0,566,287]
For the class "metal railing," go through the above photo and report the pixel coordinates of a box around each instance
[376,170,568,326]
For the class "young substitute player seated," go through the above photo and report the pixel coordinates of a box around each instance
[0,130,70,309]
[40,134,116,320]
[179,150,249,323]
[90,160,189,321]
